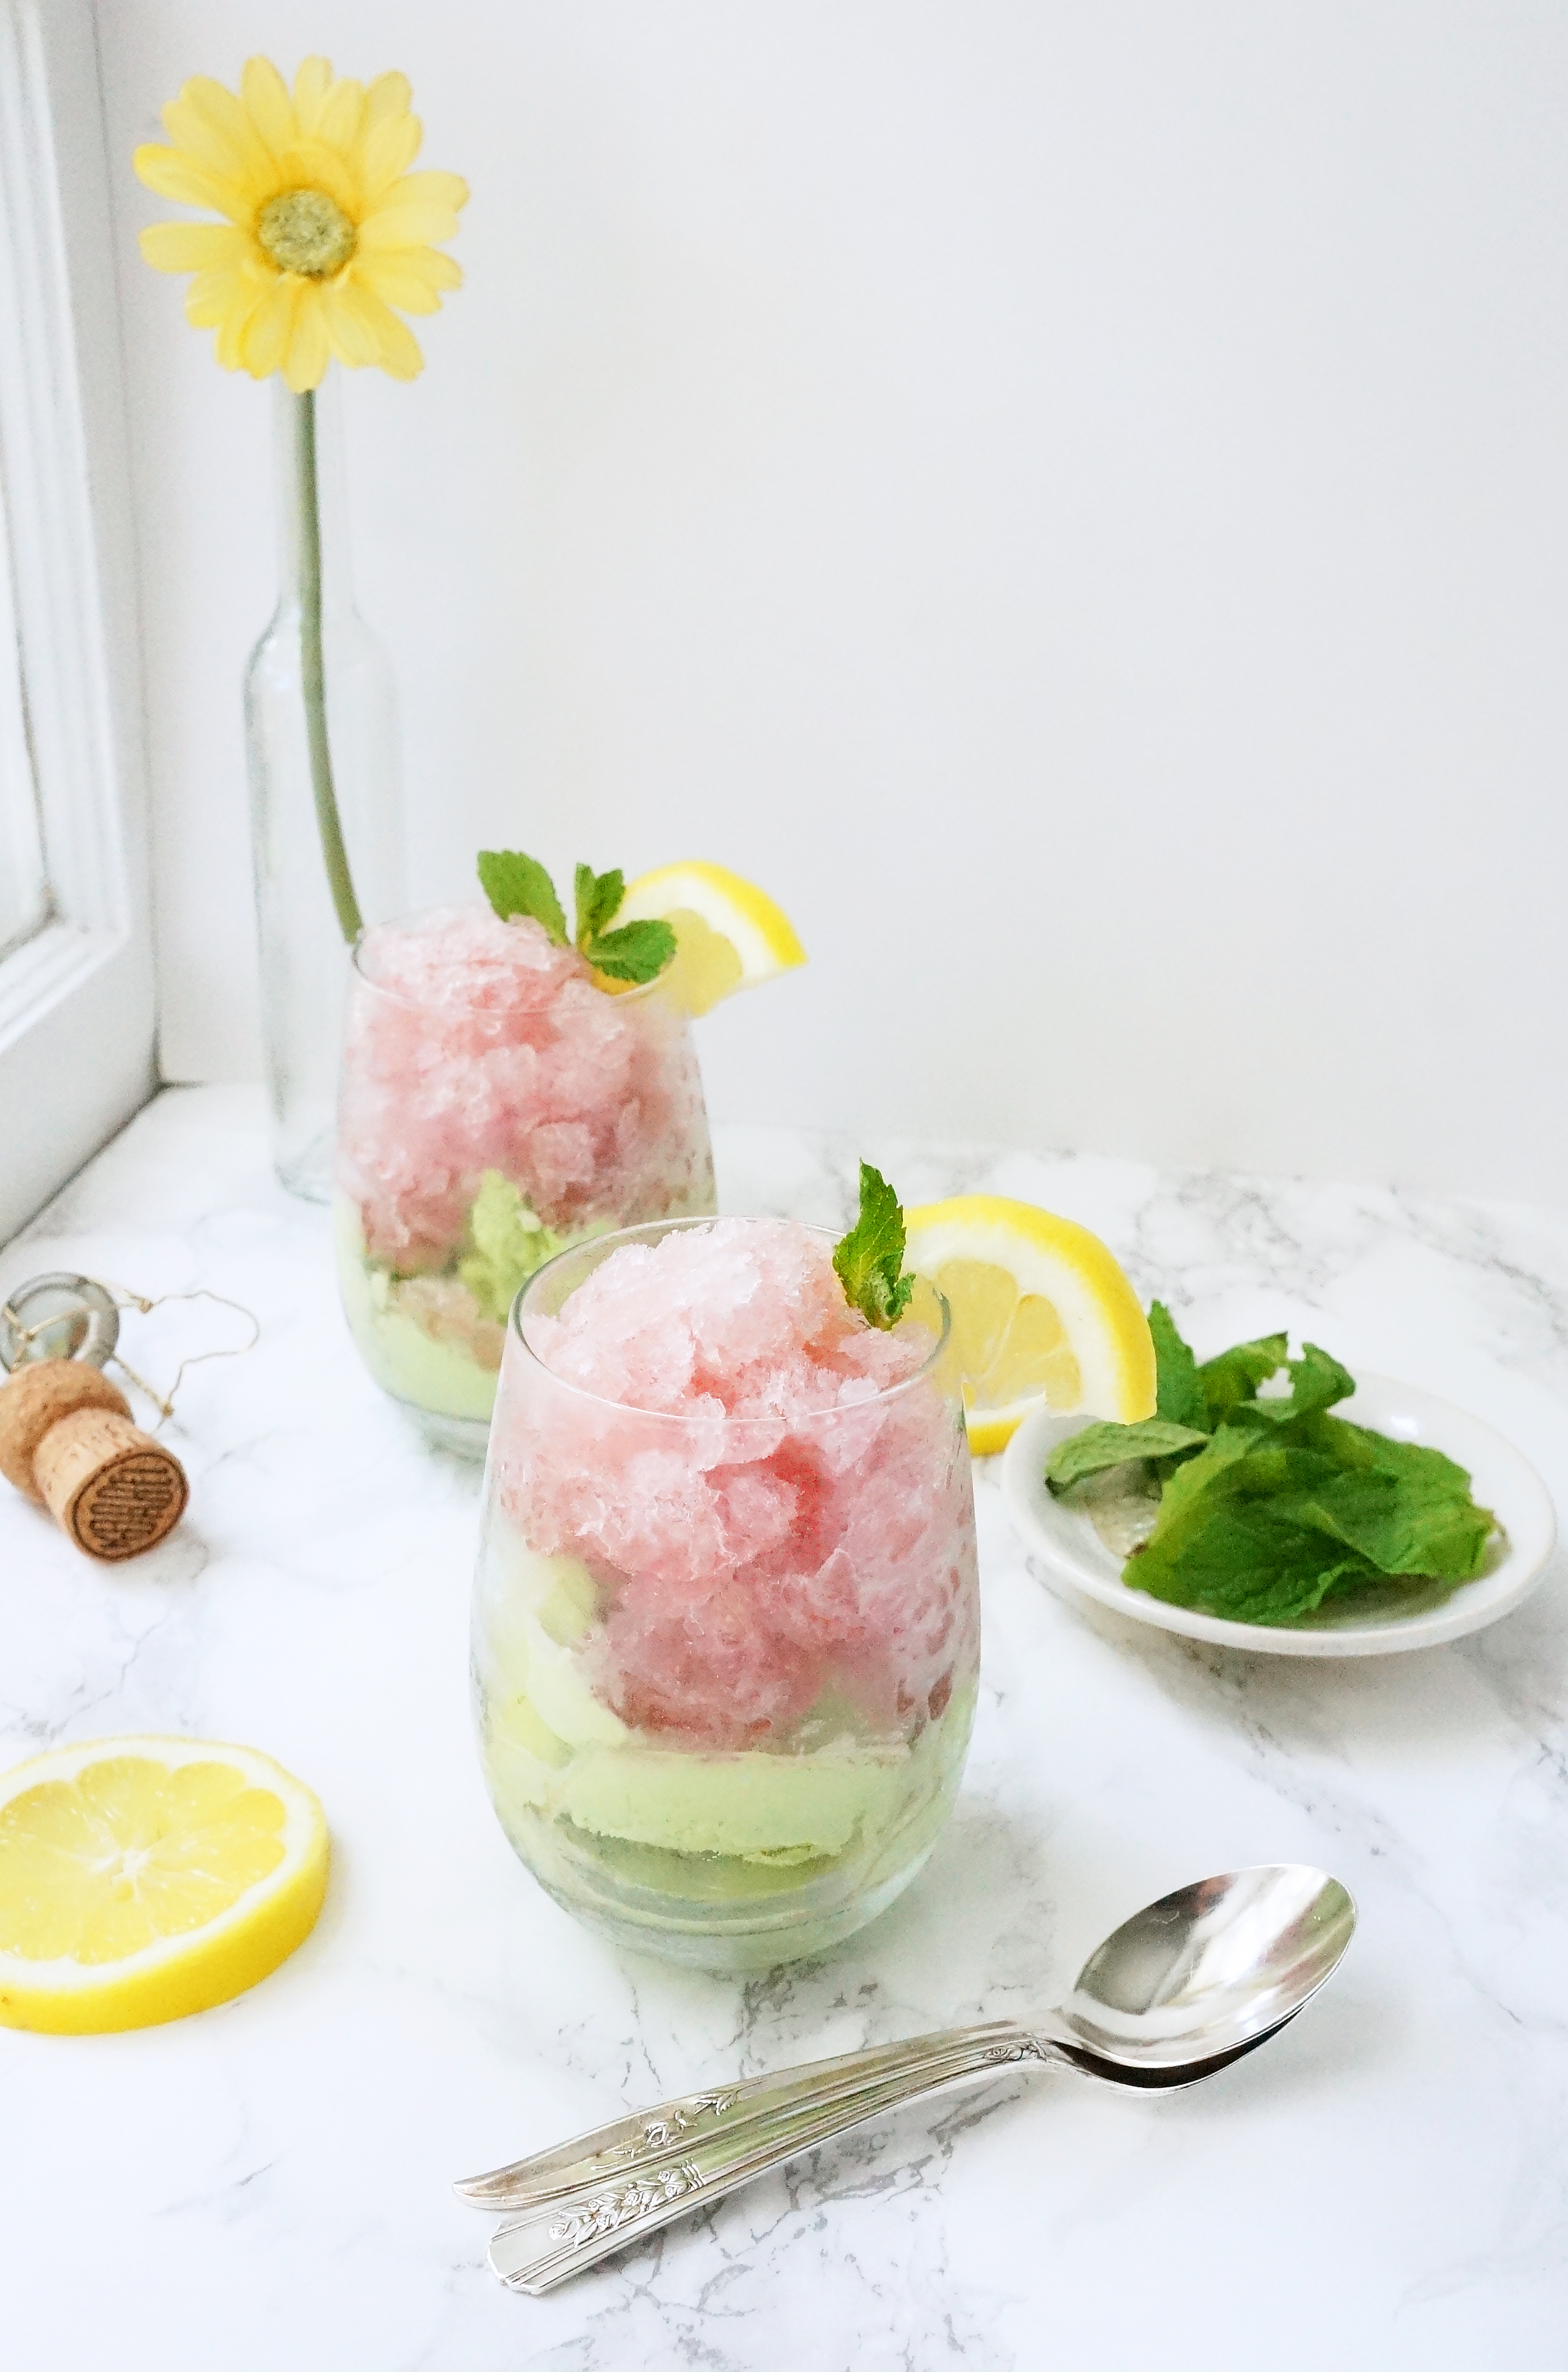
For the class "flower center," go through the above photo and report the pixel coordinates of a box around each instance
[256,188,357,278]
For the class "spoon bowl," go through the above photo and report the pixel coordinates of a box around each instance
[1056,1862,1357,2072]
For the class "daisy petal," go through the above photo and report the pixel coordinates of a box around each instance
[352,260,439,315]
[283,287,331,392]
[293,56,334,135]
[380,169,470,213]
[168,76,275,189]
[241,57,296,161]
[355,248,462,311]
[316,76,366,155]
[364,73,414,142]
[140,220,249,274]
[238,275,299,378]
[318,277,383,368]
[133,143,250,222]
[358,203,462,252]
[183,265,249,329]
[325,278,424,379]
[360,113,421,203]
[214,281,267,373]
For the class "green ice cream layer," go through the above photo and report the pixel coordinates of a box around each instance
[476,1544,968,1869]
[335,1198,500,1419]
[335,1180,598,1422]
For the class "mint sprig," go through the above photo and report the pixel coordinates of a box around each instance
[479,851,676,986]
[833,1161,914,1330]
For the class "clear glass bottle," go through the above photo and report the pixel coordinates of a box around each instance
[244,375,404,1202]
[472,1217,979,1969]
[335,906,719,1456]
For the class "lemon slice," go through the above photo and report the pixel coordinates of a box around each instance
[905,1196,1155,1455]
[618,860,806,1016]
[0,1736,329,2034]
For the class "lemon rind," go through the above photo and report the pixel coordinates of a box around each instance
[620,860,806,985]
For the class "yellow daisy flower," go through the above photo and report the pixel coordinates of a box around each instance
[135,55,467,392]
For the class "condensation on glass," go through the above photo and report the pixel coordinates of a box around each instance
[0,454,47,962]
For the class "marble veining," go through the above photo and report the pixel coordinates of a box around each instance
[3,1087,1568,2369]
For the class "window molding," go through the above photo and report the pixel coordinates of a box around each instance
[0,0,154,1239]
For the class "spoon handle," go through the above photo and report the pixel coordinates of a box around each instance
[481,2027,1057,2295]
[455,2019,1040,2217]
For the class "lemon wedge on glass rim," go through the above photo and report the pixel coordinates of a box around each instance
[0,1735,329,2034]
[618,860,806,1017]
[904,1196,1156,1455]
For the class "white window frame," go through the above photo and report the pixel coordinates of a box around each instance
[0,0,154,1240]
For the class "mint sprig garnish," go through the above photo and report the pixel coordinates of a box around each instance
[479,851,676,986]
[833,1161,914,1330]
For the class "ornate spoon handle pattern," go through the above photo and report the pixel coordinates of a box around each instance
[484,2026,1059,2295]
[455,2019,1039,2214]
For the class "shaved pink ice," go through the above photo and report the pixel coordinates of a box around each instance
[495,1220,977,1749]
[335,904,714,1267]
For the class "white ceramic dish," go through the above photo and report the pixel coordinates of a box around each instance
[999,1375,1557,1657]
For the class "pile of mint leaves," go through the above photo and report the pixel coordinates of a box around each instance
[1045,1306,1498,1625]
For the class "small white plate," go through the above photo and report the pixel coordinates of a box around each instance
[999,1375,1558,1657]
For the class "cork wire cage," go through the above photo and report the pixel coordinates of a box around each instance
[0,0,155,1240]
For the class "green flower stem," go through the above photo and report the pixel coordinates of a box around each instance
[294,387,362,944]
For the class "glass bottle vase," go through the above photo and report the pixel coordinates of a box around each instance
[244,372,404,1202]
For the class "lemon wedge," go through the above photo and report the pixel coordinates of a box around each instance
[905,1196,1155,1455]
[0,1736,329,2034]
[618,860,806,1017]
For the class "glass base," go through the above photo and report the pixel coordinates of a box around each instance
[400,1401,491,1459]
[275,1122,334,1205]
[529,1845,936,1973]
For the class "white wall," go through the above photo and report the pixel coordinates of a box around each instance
[100,1,1568,1200]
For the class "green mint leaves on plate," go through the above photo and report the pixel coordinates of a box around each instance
[1045,1304,1498,1625]
[478,851,677,987]
[834,1161,915,1330]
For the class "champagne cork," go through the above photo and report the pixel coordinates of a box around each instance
[0,1360,187,1560]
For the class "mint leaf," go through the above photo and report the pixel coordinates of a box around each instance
[583,918,677,984]
[1046,1417,1212,1495]
[1150,1303,1208,1431]
[1198,1332,1289,1425]
[478,850,567,945]
[833,1161,914,1330]
[1122,1393,1497,1625]
[574,863,626,947]
[1225,1342,1355,1429]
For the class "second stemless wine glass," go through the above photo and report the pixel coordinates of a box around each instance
[334,905,717,1454]
[472,1217,980,1970]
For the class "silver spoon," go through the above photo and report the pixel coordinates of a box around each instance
[457,1861,1355,2295]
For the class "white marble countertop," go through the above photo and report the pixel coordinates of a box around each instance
[5,1085,1568,2372]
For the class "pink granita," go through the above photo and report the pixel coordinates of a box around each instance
[336,904,713,1269]
[495,1219,978,1750]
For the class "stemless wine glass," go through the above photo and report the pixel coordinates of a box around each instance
[334,906,717,1455]
[472,1217,980,1970]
